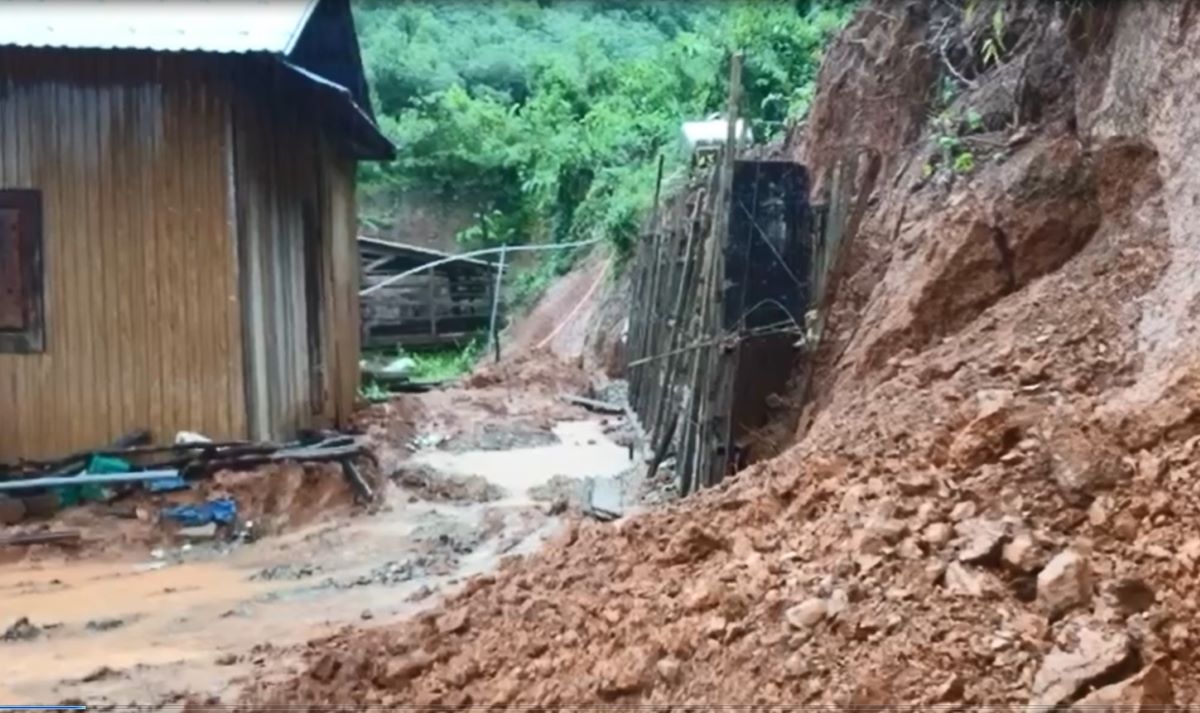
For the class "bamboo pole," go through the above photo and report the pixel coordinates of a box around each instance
[701,51,744,488]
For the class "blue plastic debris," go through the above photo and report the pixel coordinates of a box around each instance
[161,497,237,527]
[145,475,189,493]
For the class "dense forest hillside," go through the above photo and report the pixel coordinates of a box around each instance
[353,0,853,257]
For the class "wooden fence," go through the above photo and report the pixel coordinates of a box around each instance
[626,144,878,495]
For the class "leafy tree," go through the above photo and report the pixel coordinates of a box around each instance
[354,0,855,256]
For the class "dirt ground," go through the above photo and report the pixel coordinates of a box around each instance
[9,1,1200,709]
[0,357,642,708]
[241,1,1200,708]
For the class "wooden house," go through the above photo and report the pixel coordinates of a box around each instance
[0,0,394,460]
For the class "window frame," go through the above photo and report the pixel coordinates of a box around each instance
[0,189,45,354]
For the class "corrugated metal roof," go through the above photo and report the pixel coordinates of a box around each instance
[0,0,320,54]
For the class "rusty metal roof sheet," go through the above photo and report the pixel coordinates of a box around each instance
[0,0,320,54]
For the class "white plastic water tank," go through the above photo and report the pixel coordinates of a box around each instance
[681,113,752,153]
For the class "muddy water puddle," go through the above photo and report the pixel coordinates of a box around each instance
[1,418,633,706]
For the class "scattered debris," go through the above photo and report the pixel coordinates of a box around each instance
[162,498,238,528]
[561,393,625,415]
[394,468,503,503]
[2,617,43,642]
[407,433,447,452]
[584,475,624,521]
[85,617,128,632]
[0,530,82,547]
[177,523,219,540]
[81,666,121,683]
[252,564,323,582]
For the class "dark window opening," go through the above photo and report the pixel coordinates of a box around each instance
[0,189,44,353]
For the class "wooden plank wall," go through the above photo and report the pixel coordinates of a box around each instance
[231,80,335,441]
[0,49,245,460]
[322,148,361,427]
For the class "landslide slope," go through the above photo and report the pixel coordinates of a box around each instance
[247,1,1200,707]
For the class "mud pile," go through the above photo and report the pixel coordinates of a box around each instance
[246,1,1200,706]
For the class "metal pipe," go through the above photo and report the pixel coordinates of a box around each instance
[0,470,180,492]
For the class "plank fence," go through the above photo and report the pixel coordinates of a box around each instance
[626,134,878,495]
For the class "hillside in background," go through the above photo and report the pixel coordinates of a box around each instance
[353,0,853,259]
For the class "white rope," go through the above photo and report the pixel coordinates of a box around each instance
[359,238,602,296]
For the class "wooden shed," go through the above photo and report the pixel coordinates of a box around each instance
[0,0,394,460]
[358,237,499,349]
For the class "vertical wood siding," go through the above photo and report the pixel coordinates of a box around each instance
[232,78,336,441]
[0,50,245,460]
[323,148,361,425]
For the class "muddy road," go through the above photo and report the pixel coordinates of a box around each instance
[0,374,641,707]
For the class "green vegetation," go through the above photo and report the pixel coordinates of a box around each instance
[354,0,856,259]
[401,340,485,383]
[360,339,484,400]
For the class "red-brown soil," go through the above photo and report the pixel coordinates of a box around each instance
[244,1,1200,708]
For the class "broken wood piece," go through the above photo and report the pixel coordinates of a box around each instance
[340,459,374,503]
[0,530,82,547]
[562,394,624,415]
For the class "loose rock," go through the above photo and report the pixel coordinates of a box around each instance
[785,598,828,630]
[437,609,469,635]
[956,518,1008,564]
[2,617,41,642]
[1029,620,1131,711]
[944,562,986,598]
[1069,663,1172,711]
[1037,549,1092,617]
[1002,532,1045,573]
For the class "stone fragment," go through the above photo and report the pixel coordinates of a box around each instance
[897,472,934,495]
[1037,549,1092,617]
[310,653,341,683]
[656,656,682,684]
[956,518,1008,564]
[783,651,807,678]
[1029,621,1131,712]
[923,522,953,546]
[950,501,978,522]
[1068,664,1171,712]
[1049,427,1125,498]
[827,589,849,619]
[1002,531,1045,572]
[703,615,727,638]
[378,651,434,689]
[785,598,828,630]
[933,673,964,702]
[1178,538,1200,570]
[944,562,985,598]
[437,609,469,635]
[595,646,653,697]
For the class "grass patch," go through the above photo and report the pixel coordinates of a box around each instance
[360,339,485,401]
[403,341,484,382]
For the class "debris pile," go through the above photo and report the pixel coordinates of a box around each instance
[0,430,374,551]
[245,0,1200,707]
